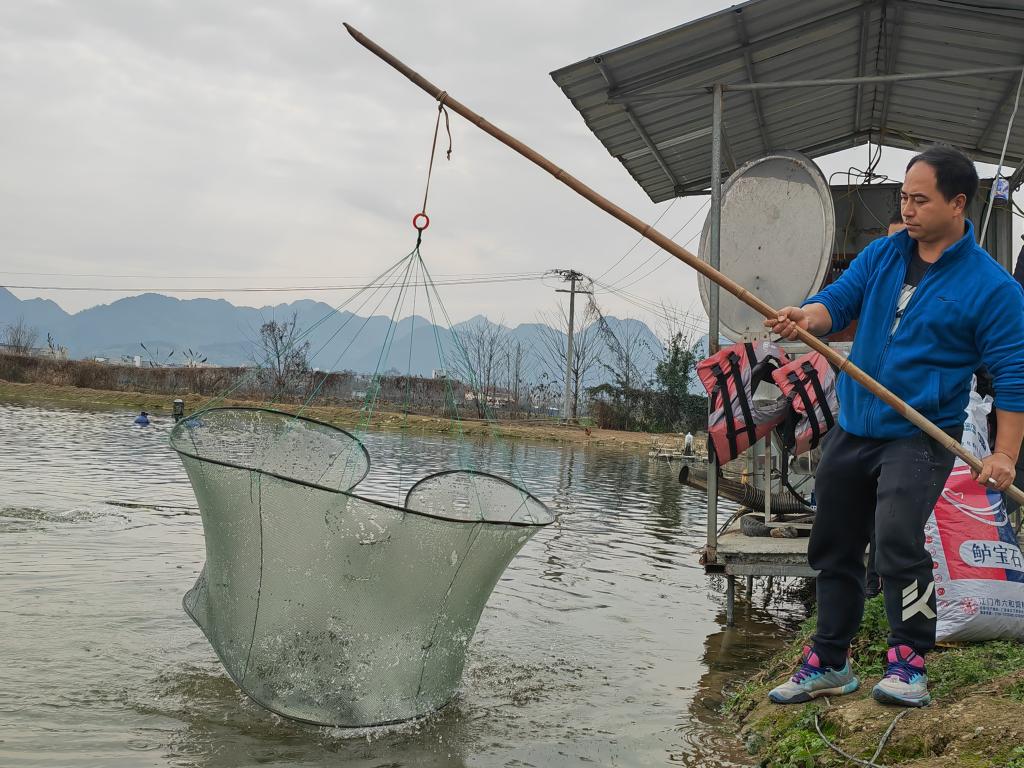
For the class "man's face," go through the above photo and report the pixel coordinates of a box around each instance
[900,161,965,243]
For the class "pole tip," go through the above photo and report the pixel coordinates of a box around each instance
[342,22,358,37]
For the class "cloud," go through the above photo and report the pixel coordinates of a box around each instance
[7,1,1012,339]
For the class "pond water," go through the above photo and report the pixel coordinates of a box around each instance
[0,401,801,767]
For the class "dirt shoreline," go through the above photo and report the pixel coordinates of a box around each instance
[0,380,690,451]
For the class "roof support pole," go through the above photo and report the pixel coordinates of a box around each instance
[623,106,685,194]
[732,10,771,154]
[706,83,724,562]
[854,5,870,133]
[610,66,1024,102]
[877,3,904,142]
[596,54,687,196]
[976,64,1024,150]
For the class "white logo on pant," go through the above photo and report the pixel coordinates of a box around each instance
[902,581,936,621]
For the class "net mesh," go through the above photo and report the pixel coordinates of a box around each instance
[171,407,552,727]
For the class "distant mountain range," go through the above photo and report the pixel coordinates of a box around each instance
[0,289,677,388]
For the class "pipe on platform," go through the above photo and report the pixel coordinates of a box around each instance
[679,464,810,516]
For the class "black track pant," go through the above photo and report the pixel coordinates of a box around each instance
[808,425,960,668]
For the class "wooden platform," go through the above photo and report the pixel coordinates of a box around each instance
[711,521,817,579]
[709,520,817,625]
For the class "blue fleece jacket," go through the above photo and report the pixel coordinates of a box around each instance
[803,220,1024,439]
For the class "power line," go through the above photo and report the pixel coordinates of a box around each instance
[0,274,547,293]
[604,198,710,289]
[591,279,708,339]
[612,227,704,291]
[0,269,542,280]
[593,198,678,283]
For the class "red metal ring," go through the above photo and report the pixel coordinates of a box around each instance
[412,212,430,231]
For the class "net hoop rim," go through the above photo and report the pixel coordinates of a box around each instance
[170,405,371,490]
[169,406,552,528]
[405,468,554,525]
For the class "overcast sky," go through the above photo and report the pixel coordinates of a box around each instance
[1,1,1017,336]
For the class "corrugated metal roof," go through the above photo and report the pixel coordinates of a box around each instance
[551,0,1024,202]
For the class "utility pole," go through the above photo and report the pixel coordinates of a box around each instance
[552,269,591,421]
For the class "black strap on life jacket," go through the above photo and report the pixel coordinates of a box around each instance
[709,364,734,459]
[786,370,822,448]
[726,351,757,451]
[748,342,780,390]
[782,362,836,451]
[708,345,763,463]
[801,360,835,433]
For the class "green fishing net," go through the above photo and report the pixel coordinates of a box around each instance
[170,407,553,727]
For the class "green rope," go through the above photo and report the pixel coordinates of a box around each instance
[416,251,532,519]
[397,257,421,502]
[186,251,415,420]
[175,233,536,519]
[355,249,420,435]
[417,253,531,496]
[292,250,418,418]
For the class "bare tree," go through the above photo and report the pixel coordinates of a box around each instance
[43,332,69,360]
[535,300,602,420]
[2,316,39,355]
[253,312,311,393]
[139,342,175,367]
[451,317,507,418]
[589,303,655,431]
[502,338,527,413]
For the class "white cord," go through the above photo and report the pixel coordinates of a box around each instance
[980,65,1024,245]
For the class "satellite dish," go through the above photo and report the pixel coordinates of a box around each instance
[698,151,834,342]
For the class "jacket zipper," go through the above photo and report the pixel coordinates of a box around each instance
[865,257,908,433]
[866,256,943,433]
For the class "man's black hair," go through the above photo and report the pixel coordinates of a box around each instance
[906,144,979,207]
[888,208,904,226]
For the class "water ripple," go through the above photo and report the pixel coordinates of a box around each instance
[0,402,798,767]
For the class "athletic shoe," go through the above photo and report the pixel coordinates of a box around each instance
[769,645,860,704]
[872,645,931,707]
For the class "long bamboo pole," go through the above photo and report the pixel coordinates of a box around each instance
[343,23,1024,507]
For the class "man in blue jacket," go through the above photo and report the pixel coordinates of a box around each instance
[765,145,1024,707]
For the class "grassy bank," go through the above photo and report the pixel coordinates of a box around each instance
[0,379,677,450]
[727,597,1024,767]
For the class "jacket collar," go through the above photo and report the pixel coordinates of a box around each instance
[891,219,977,263]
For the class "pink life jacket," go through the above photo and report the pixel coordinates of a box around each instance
[697,340,789,464]
[771,351,838,455]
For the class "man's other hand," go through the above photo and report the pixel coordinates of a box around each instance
[973,451,1016,492]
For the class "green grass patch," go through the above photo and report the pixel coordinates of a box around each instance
[1002,745,1024,768]
[725,594,1024,766]
[732,595,1024,706]
[753,705,835,768]
[848,595,890,677]
[928,639,1024,700]
[1006,678,1024,702]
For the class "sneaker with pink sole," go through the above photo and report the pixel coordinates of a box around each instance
[872,645,930,707]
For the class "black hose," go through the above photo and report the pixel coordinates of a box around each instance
[679,463,810,515]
